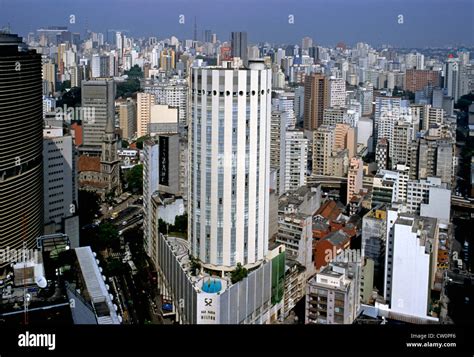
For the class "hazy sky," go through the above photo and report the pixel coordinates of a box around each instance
[0,0,473,47]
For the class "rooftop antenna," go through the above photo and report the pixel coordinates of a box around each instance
[193,17,197,42]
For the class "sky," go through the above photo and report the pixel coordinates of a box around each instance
[0,0,473,48]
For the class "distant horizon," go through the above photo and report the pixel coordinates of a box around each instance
[0,0,473,48]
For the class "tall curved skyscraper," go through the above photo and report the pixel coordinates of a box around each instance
[189,60,271,272]
[0,33,43,265]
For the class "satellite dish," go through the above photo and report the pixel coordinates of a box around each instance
[113,304,118,311]
[118,315,123,323]
[35,276,47,288]
[109,294,114,300]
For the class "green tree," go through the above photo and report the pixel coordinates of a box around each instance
[189,255,201,276]
[124,164,143,194]
[78,189,101,226]
[124,65,144,79]
[116,79,141,98]
[105,257,129,276]
[98,222,120,250]
[173,214,188,233]
[455,93,474,112]
[122,139,129,148]
[231,263,248,284]
[135,135,150,150]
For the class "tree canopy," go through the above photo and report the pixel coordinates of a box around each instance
[124,164,143,194]
[231,263,248,284]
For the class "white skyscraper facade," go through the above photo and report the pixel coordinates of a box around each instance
[190,61,271,270]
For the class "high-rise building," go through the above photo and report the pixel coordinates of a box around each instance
[0,33,43,264]
[43,126,79,246]
[118,98,136,139]
[230,31,248,66]
[137,92,155,138]
[189,60,271,269]
[81,79,116,149]
[405,52,425,70]
[390,119,412,167]
[312,124,335,176]
[443,58,460,101]
[375,138,389,170]
[357,82,373,116]
[42,60,56,95]
[303,73,329,130]
[405,69,440,93]
[328,76,346,107]
[270,111,286,195]
[436,141,454,186]
[347,157,363,203]
[142,76,188,128]
[284,130,308,192]
[384,212,439,321]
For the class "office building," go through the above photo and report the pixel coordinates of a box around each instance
[118,98,136,139]
[303,73,329,130]
[81,79,116,149]
[231,31,248,66]
[405,69,440,93]
[137,92,155,138]
[189,60,271,270]
[0,33,43,264]
[42,127,79,247]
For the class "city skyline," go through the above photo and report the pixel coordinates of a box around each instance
[0,0,473,352]
[0,0,473,48]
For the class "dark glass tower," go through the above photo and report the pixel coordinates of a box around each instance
[0,33,43,265]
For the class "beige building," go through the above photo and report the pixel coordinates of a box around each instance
[42,61,56,95]
[347,157,364,203]
[137,92,155,138]
[118,98,136,139]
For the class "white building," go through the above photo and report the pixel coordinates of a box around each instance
[329,76,346,107]
[385,213,439,321]
[43,126,79,247]
[142,76,189,128]
[284,130,308,192]
[143,140,159,257]
[407,177,451,224]
[190,60,271,271]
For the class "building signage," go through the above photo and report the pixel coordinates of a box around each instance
[196,293,220,324]
[159,136,168,186]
